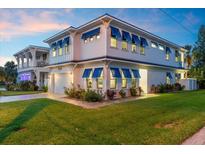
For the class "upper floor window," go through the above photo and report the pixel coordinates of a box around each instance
[111,37,117,48]
[52,49,56,57]
[63,37,70,54]
[165,47,171,60]
[58,48,63,56]
[122,31,131,51]
[175,50,180,62]
[81,27,100,44]
[64,44,69,54]
[110,26,121,48]
[140,37,148,55]
[131,34,140,53]
[57,40,63,56]
[131,44,137,52]
[140,47,145,55]
[159,44,165,51]
[122,41,128,50]
[151,41,158,48]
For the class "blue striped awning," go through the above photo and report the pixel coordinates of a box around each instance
[57,40,63,48]
[132,34,141,45]
[63,37,70,45]
[121,68,132,78]
[140,37,149,47]
[131,69,141,78]
[110,67,121,78]
[82,68,92,78]
[92,68,103,78]
[122,31,131,43]
[166,47,172,53]
[81,28,100,40]
[167,72,173,79]
[110,26,121,40]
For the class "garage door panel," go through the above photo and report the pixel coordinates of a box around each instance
[54,73,71,94]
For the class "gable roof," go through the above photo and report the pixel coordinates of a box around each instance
[43,13,186,51]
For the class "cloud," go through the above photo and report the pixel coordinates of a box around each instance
[0,9,71,41]
[0,56,16,67]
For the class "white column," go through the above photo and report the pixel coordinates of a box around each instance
[31,49,37,67]
[25,52,29,67]
[16,56,20,68]
[103,62,110,94]
[20,55,24,68]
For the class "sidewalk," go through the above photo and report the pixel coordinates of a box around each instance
[182,126,205,145]
[0,92,159,109]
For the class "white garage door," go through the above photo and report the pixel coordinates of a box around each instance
[54,73,71,94]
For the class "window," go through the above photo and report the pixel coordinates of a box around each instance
[64,44,69,54]
[131,78,137,88]
[166,51,170,60]
[140,46,145,55]
[166,72,172,84]
[121,70,127,88]
[122,79,127,88]
[111,37,117,48]
[175,73,181,82]
[52,48,56,57]
[175,50,179,62]
[166,76,171,84]
[131,44,137,52]
[159,44,165,51]
[97,78,103,89]
[110,79,117,89]
[58,47,63,56]
[151,42,158,48]
[86,79,92,89]
[122,40,128,51]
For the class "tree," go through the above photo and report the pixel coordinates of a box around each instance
[188,25,205,80]
[192,25,205,67]
[4,61,17,83]
[0,66,5,82]
[184,45,192,68]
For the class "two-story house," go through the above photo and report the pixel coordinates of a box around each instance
[40,14,197,94]
[14,45,49,88]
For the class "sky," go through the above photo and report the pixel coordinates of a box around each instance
[0,8,205,66]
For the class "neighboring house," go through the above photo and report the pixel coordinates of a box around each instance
[14,45,49,88]
[14,13,197,95]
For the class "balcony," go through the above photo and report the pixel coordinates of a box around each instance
[37,61,48,67]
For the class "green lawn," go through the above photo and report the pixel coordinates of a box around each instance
[0,91,43,96]
[0,90,205,144]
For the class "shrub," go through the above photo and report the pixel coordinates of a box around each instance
[119,89,126,98]
[34,85,39,91]
[64,87,76,98]
[84,90,103,102]
[6,84,16,91]
[198,80,205,89]
[106,89,116,100]
[19,81,35,91]
[138,86,143,96]
[130,87,137,96]
[42,85,48,92]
